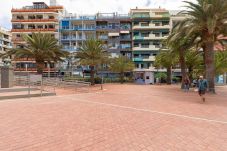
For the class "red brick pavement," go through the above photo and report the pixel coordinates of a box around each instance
[0,84,227,151]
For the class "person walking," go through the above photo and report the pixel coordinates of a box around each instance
[197,76,208,102]
[183,76,190,92]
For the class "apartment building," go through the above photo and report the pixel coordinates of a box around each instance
[130,8,171,84]
[96,12,132,58]
[60,14,96,52]
[0,27,12,66]
[11,1,64,72]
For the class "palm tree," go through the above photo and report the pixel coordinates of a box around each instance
[110,56,134,84]
[154,50,178,84]
[176,0,227,93]
[0,33,68,74]
[215,51,227,76]
[166,32,196,88]
[75,39,109,85]
[185,50,203,82]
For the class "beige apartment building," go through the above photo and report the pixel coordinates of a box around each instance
[0,27,12,66]
[11,1,63,72]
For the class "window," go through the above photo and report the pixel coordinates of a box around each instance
[141,32,149,37]
[141,22,149,26]
[37,25,43,29]
[16,34,21,38]
[49,16,55,19]
[141,64,144,69]
[13,24,24,29]
[28,24,35,29]
[147,63,150,68]
[134,22,139,26]
[36,15,43,19]
[16,16,24,20]
[48,25,54,29]
[134,54,139,57]
[155,23,161,26]
[141,43,149,48]
[153,32,160,37]
[28,15,35,19]
[134,43,139,47]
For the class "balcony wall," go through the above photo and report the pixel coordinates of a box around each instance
[133,45,160,51]
[133,24,170,30]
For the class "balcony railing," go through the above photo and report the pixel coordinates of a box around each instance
[61,26,96,31]
[133,56,155,62]
[14,68,56,72]
[98,35,108,40]
[14,58,35,61]
[11,28,57,32]
[11,8,59,13]
[62,46,78,51]
[11,19,58,22]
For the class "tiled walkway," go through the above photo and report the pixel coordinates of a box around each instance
[0,84,226,151]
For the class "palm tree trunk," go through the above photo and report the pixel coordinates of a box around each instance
[202,45,206,77]
[120,72,124,84]
[179,49,187,88]
[166,67,172,85]
[36,62,45,75]
[90,65,95,85]
[204,41,215,93]
[188,66,193,86]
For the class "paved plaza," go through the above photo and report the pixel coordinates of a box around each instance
[0,84,227,151]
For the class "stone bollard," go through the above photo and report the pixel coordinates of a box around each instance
[0,66,14,88]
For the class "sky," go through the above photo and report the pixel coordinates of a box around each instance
[0,0,196,29]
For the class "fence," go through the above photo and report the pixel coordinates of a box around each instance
[14,73,92,97]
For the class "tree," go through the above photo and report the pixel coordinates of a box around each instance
[215,51,227,75]
[154,50,178,84]
[185,50,203,82]
[176,0,227,93]
[75,39,109,85]
[110,56,134,84]
[0,33,68,74]
[166,32,196,88]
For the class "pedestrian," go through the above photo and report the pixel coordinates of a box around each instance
[184,76,190,92]
[197,75,208,102]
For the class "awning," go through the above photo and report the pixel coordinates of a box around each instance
[108,33,120,36]
[120,31,130,34]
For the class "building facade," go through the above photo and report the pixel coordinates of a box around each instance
[11,2,64,72]
[130,8,171,84]
[0,27,12,66]
[60,14,96,52]
[96,12,132,58]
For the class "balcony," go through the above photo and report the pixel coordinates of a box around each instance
[14,58,35,61]
[11,28,57,32]
[133,34,168,40]
[61,36,77,41]
[119,45,131,51]
[62,46,78,51]
[61,26,96,31]
[133,56,155,62]
[133,45,160,51]
[98,35,108,40]
[132,14,150,19]
[150,13,170,18]
[74,27,96,31]
[96,26,121,31]
[14,68,56,72]
[11,19,58,23]
[120,36,131,41]
[11,8,61,13]
[132,24,170,30]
